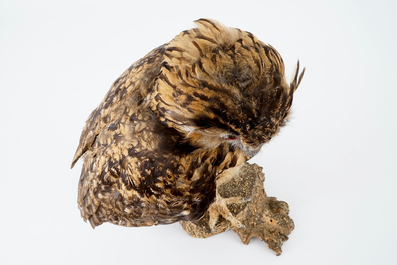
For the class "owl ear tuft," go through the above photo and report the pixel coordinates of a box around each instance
[290,61,306,93]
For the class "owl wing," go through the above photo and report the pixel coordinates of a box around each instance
[71,44,167,168]
[77,115,172,228]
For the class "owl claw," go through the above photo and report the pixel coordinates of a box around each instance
[208,193,249,231]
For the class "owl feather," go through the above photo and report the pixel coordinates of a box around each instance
[72,19,305,228]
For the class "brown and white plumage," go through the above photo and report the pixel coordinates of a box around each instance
[71,19,305,229]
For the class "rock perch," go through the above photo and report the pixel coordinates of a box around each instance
[180,163,294,255]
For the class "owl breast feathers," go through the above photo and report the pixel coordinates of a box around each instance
[71,19,305,228]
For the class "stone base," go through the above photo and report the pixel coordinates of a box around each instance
[179,163,294,255]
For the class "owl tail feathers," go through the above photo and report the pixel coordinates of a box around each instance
[71,150,81,169]
[71,131,97,169]
[290,61,306,93]
[87,215,102,229]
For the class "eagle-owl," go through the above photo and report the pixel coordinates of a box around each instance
[71,19,305,229]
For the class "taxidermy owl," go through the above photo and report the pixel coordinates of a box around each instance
[71,18,305,230]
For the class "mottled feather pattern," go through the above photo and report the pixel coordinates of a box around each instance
[72,19,305,228]
[71,45,167,168]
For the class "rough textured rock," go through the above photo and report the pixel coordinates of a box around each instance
[180,163,294,255]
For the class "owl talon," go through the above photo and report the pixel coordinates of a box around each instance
[207,192,249,231]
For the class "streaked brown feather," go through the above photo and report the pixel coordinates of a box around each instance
[72,19,304,228]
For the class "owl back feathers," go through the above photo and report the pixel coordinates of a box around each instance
[72,19,304,228]
[71,45,167,168]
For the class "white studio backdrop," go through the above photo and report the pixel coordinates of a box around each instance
[1,0,396,264]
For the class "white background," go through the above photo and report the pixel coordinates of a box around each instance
[1,0,396,264]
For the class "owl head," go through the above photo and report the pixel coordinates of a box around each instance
[155,19,305,158]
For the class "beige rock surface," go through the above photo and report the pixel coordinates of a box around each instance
[180,163,294,255]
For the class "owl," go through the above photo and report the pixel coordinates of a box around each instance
[71,19,305,230]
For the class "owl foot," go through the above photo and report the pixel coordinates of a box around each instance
[207,192,251,232]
